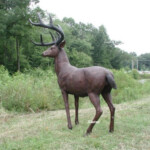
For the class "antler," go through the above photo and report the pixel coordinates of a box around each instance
[29,13,64,46]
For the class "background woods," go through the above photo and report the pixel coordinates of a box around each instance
[0,1,150,149]
[0,0,150,73]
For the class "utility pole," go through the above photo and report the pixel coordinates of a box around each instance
[16,37,20,72]
[132,59,139,70]
[132,60,134,70]
[137,59,138,70]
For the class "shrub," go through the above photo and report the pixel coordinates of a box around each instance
[0,67,75,112]
[112,69,150,103]
[139,73,150,79]
[130,69,140,79]
[0,67,150,112]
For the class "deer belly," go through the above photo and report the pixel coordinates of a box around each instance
[59,77,88,96]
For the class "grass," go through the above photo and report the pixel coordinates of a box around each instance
[0,96,150,150]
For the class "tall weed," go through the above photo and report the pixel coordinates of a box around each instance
[0,66,150,112]
[0,67,68,112]
[112,69,150,103]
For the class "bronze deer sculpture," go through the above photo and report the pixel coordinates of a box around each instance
[29,14,117,135]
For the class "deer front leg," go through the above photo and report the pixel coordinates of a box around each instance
[62,90,72,129]
[74,95,79,125]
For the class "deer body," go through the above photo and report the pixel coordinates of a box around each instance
[30,14,117,135]
[54,49,112,97]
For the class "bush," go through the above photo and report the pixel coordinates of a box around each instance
[0,67,74,112]
[0,65,10,84]
[130,69,140,79]
[0,66,150,112]
[139,73,150,79]
[112,69,150,103]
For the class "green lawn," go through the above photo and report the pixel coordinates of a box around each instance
[0,97,150,150]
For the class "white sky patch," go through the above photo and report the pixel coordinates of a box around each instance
[36,0,150,56]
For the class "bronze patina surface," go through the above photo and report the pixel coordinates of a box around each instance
[29,14,117,135]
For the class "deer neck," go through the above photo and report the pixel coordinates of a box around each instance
[54,49,70,75]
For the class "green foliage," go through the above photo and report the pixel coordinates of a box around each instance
[0,67,64,112]
[139,73,150,79]
[0,65,10,83]
[68,49,93,68]
[0,0,41,72]
[112,69,150,103]
[1,1,150,73]
[0,2,137,73]
[138,53,150,70]
[130,69,140,79]
[1,67,150,112]
[91,26,134,69]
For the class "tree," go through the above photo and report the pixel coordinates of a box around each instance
[91,25,112,67]
[0,0,40,72]
[138,53,150,70]
[0,3,142,73]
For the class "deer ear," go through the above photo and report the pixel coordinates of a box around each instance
[59,40,66,48]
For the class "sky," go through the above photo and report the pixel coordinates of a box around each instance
[35,0,150,56]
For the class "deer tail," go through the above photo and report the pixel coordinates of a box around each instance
[106,74,117,89]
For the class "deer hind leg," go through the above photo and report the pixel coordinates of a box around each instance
[62,90,72,129]
[86,93,103,135]
[74,95,79,125]
[102,92,115,132]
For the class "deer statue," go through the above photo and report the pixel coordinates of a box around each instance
[29,14,117,136]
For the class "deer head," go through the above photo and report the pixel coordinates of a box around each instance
[29,14,65,58]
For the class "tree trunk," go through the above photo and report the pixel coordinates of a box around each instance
[3,42,7,67]
[16,38,20,71]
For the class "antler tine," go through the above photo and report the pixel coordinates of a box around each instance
[49,31,56,41]
[40,34,44,44]
[29,18,32,24]
[57,25,64,33]
[38,13,43,24]
[49,14,53,26]
[29,18,37,26]
[56,32,60,40]
[29,14,50,28]
[31,40,56,46]
[29,13,64,46]
[31,40,43,46]
[30,33,56,46]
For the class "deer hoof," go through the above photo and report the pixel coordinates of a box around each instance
[68,124,72,130]
[75,120,79,125]
[109,129,114,133]
[84,131,92,137]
